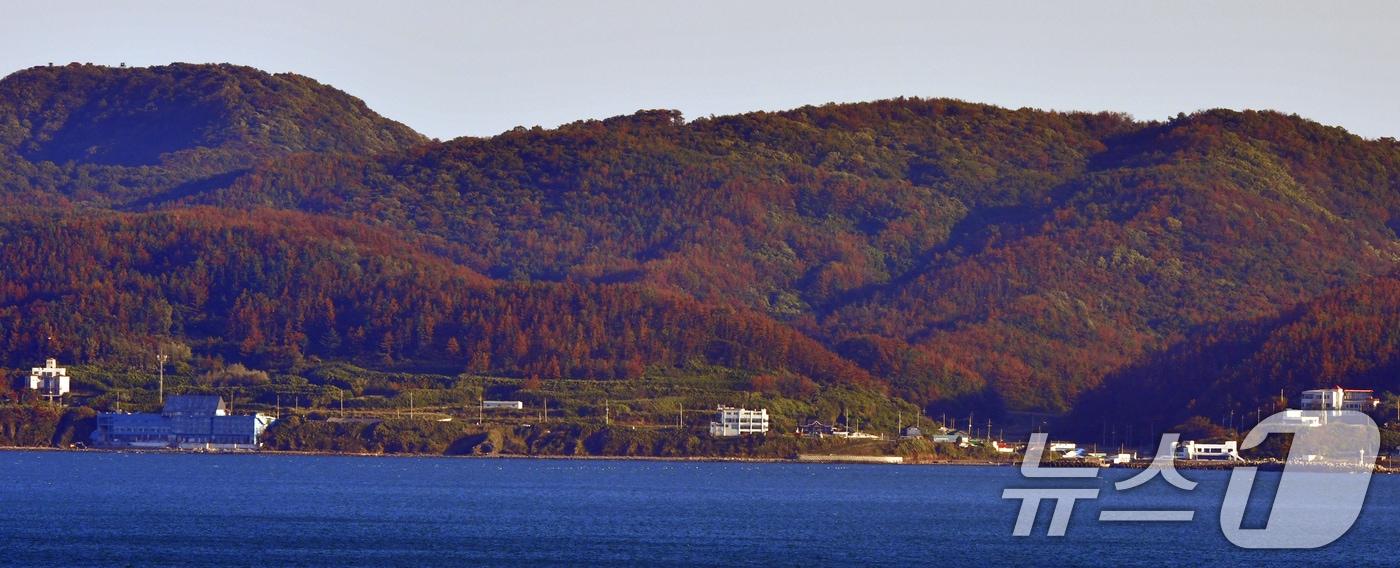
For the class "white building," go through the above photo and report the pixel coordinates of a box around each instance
[482,400,524,410]
[1277,409,1322,428]
[709,406,769,437]
[1106,452,1135,465]
[1300,387,1377,412]
[1173,440,1243,461]
[28,358,71,402]
[991,440,1018,454]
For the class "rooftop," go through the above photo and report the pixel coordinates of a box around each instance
[161,395,227,416]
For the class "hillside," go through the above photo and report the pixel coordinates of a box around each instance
[195,102,1400,412]
[1073,275,1400,435]
[0,63,425,206]
[0,207,870,387]
[3,63,1400,424]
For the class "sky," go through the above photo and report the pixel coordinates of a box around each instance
[1,1,1397,140]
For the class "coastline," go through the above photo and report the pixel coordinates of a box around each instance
[7,445,1391,473]
[0,445,1015,466]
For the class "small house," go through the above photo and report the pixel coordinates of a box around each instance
[799,420,837,438]
[930,431,970,445]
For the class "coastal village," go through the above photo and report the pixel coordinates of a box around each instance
[7,355,1397,469]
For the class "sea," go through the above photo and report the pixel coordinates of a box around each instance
[0,451,1394,566]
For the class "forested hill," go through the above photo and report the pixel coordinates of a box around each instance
[0,63,425,205]
[195,100,1400,412]
[0,206,871,387]
[2,63,1399,423]
[1073,276,1400,436]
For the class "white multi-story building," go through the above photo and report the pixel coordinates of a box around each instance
[709,406,769,437]
[1300,387,1377,412]
[28,358,71,402]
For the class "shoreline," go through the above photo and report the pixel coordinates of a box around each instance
[0,445,1012,466]
[6,446,1391,473]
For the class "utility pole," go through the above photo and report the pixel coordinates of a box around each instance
[605,399,611,426]
[156,349,169,404]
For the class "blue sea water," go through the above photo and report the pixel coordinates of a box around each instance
[0,451,1395,567]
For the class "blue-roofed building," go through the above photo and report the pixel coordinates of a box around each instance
[92,395,274,450]
[161,394,226,417]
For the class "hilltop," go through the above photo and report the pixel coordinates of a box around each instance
[0,63,425,205]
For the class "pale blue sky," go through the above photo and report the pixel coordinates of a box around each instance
[2,1,1397,140]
